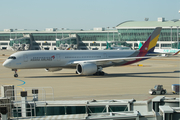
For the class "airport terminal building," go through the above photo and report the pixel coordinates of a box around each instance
[0,18,179,51]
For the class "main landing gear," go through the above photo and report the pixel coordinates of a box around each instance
[93,71,105,76]
[12,69,18,77]
[93,66,105,76]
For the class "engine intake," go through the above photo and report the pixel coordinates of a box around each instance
[76,63,97,75]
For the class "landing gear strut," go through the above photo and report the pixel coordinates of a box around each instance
[12,69,18,77]
[93,66,105,76]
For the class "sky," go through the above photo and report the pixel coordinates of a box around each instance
[0,0,179,30]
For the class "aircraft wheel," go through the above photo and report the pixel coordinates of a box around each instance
[93,72,98,75]
[152,91,156,95]
[161,90,166,95]
[93,71,105,76]
[97,71,104,76]
[14,74,18,78]
[96,72,101,75]
[100,72,105,75]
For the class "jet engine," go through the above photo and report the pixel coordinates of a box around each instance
[76,63,97,75]
[45,68,62,72]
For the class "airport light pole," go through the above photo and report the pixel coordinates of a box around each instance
[15,29,17,39]
[177,26,179,49]
[107,27,109,42]
[10,31,12,40]
[178,9,180,107]
[113,27,115,42]
[170,26,172,49]
[55,28,57,40]
[56,28,60,41]
[62,28,64,38]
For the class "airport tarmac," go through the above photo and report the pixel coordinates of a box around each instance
[0,50,180,101]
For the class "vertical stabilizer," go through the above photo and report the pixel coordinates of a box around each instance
[138,41,143,50]
[106,41,112,50]
[139,27,162,56]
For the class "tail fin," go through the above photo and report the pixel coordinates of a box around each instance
[173,50,180,56]
[137,41,143,50]
[66,47,71,50]
[106,41,112,50]
[138,27,162,56]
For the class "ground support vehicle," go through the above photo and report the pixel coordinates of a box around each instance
[172,84,180,94]
[149,85,166,95]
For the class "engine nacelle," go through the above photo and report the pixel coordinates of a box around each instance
[45,68,62,72]
[76,63,97,75]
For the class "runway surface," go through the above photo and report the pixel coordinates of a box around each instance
[0,50,180,101]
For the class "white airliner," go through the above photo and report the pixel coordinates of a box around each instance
[3,27,162,77]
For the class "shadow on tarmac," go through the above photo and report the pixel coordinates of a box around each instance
[165,92,178,95]
[24,70,180,79]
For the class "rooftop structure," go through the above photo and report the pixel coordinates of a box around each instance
[116,18,180,28]
[1,85,180,120]
[116,18,180,49]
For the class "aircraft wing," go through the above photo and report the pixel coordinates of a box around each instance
[66,56,158,66]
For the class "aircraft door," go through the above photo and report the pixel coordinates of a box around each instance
[56,54,61,61]
[23,54,28,62]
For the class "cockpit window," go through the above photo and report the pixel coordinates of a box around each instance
[8,56,16,59]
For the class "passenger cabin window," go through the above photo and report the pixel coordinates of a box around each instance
[8,56,16,59]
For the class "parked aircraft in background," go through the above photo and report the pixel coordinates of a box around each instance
[3,27,162,77]
[105,42,132,50]
[138,41,180,56]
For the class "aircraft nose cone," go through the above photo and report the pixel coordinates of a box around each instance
[2,60,11,68]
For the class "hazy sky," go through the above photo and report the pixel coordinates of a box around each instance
[0,0,179,30]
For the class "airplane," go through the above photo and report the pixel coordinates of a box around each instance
[138,41,180,56]
[3,27,162,77]
[105,41,132,50]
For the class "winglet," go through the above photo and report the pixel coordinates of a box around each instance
[138,27,162,56]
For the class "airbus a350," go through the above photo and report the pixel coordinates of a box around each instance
[3,27,162,77]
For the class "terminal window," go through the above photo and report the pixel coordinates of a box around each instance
[66,106,86,114]
[90,43,100,46]
[87,106,106,113]
[36,106,65,116]
[0,42,8,45]
[161,44,171,47]
[42,43,51,46]
[108,105,128,112]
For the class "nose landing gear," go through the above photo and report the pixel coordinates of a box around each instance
[12,69,18,77]
[14,73,18,78]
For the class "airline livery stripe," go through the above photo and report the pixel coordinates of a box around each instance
[148,34,160,51]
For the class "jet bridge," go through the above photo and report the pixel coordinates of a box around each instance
[9,34,33,51]
[56,34,79,50]
[2,85,180,120]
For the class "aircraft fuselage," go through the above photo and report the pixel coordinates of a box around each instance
[3,50,138,69]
